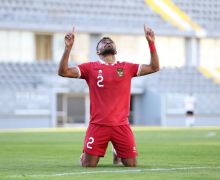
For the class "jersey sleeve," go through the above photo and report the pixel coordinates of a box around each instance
[126,62,142,77]
[77,62,91,79]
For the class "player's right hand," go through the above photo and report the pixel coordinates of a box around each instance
[65,27,75,49]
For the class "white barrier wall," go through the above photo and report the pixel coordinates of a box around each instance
[105,34,185,67]
[200,38,220,67]
[53,33,89,63]
[0,30,35,62]
[163,93,220,126]
[0,90,52,129]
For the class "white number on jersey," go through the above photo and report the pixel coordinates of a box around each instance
[86,137,94,149]
[97,75,104,87]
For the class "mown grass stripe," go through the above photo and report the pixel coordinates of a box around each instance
[7,166,220,178]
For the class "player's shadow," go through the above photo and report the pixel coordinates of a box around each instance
[73,160,148,168]
[97,164,124,168]
[91,164,148,168]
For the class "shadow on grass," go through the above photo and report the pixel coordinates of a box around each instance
[72,164,150,169]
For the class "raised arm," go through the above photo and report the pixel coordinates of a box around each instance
[139,25,160,76]
[58,27,80,78]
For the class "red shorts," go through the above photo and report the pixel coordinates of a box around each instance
[83,124,137,158]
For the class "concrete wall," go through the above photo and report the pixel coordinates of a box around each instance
[134,90,162,125]
[164,115,220,127]
[0,115,51,129]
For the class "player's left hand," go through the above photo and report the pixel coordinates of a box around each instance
[144,24,155,43]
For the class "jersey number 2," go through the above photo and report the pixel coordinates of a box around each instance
[97,75,104,87]
[86,137,94,149]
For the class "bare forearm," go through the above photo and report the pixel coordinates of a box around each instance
[139,42,160,76]
[140,25,160,76]
[58,46,79,78]
[149,42,160,72]
[58,47,71,75]
[58,28,79,78]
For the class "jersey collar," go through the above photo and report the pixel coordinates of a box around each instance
[99,59,117,66]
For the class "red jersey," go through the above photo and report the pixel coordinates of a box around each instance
[78,60,141,126]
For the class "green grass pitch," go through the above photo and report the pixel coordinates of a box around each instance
[0,127,220,180]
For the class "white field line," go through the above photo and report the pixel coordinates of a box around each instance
[7,166,220,178]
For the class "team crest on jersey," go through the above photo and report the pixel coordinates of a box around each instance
[116,68,124,77]
[98,69,102,74]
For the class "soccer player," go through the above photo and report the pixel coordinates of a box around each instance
[184,94,196,127]
[58,25,159,167]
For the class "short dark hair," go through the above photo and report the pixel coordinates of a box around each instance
[96,37,112,52]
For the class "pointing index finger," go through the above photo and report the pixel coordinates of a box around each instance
[144,24,148,32]
[72,26,75,35]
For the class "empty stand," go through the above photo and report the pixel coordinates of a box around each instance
[0,0,177,35]
[145,66,220,94]
[1,61,220,94]
[173,0,220,36]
